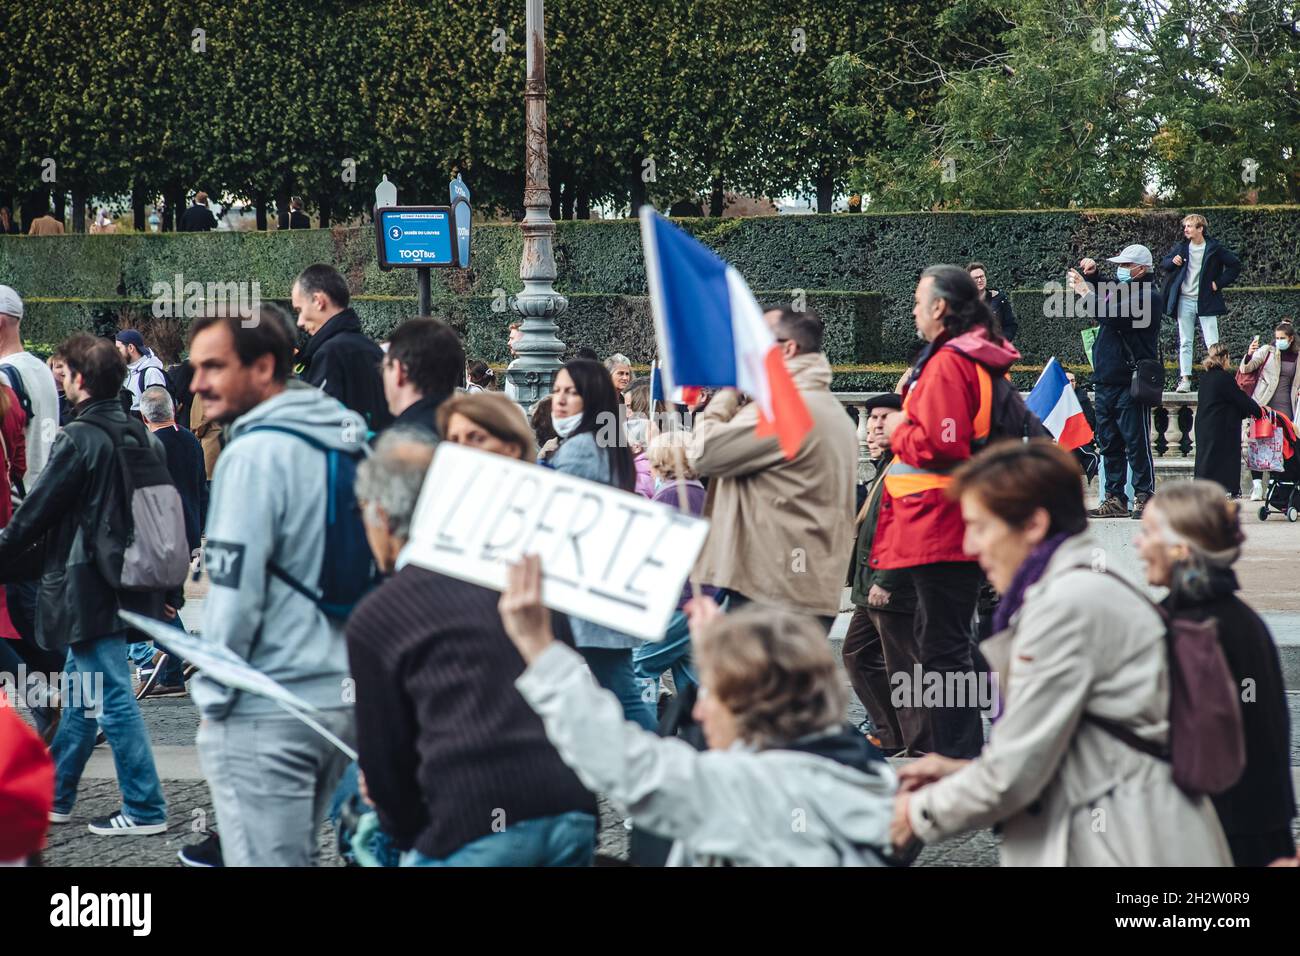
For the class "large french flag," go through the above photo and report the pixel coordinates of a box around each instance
[639,208,812,458]
[1026,357,1094,450]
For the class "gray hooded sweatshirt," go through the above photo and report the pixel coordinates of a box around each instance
[191,383,368,720]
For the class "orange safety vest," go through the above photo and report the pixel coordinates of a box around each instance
[883,363,993,498]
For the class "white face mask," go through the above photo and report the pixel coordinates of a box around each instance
[552,411,583,439]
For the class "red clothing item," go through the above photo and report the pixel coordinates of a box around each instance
[870,328,1020,569]
[0,694,53,861]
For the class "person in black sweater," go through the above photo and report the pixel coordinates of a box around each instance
[291,264,393,432]
[178,191,219,232]
[1137,483,1296,867]
[347,430,597,866]
[380,317,464,437]
[1195,344,1261,498]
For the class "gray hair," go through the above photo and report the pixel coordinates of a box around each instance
[354,428,437,541]
[604,353,631,370]
[140,386,174,424]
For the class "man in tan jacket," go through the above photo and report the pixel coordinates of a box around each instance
[27,210,64,236]
[687,307,858,630]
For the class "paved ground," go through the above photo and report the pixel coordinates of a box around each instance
[27,512,1300,867]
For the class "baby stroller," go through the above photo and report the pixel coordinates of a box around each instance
[1248,408,1300,521]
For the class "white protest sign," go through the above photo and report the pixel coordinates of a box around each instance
[402,442,710,641]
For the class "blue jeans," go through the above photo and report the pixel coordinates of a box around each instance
[632,609,697,696]
[399,811,597,867]
[328,761,401,867]
[1176,294,1219,377]
[578,647,657,732]
[127,615,188,685]
[51,631,167,824]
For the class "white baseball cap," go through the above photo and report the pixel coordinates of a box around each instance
[0,285,22,321]
[1106,244,1153,268]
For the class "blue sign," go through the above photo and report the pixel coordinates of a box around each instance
[375,206,455,268]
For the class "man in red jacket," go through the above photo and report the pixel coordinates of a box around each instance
[873,265,1021,759]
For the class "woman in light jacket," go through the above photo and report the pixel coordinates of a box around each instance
[1239,319,1300,500]
[547,359,656,730]
[890,440,1231,866]
[500,558,897,866]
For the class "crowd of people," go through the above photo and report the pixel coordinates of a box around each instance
[0,230,1294,868]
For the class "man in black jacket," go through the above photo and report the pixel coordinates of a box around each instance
[0,335,170,836]
[178,191,218,232]
[291,263,392,431]
[381,317,465,436]
[1068,243,1162,520]
[277,196,311,230]
[1160,213,1242,392]
[967,262,1017,342]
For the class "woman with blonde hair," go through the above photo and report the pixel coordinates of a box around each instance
[1135,481,1296,866]
[1194,342,1260,497]
[499,559,896,866]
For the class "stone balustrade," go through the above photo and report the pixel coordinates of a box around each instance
[835,391,1199,484]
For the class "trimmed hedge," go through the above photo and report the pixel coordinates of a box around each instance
[6,206,1300,365]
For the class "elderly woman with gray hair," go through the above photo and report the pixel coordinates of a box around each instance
[346,428,598,867]
[500,556,897,866]
[604,353,632,395]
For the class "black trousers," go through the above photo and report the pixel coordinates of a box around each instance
[908,562,985,759]
[1093,382,1154,501]
[842,604,929,754]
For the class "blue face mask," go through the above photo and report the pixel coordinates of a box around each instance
[1116,267,1133,283]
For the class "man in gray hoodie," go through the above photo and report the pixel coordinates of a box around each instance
[186,305,364,866]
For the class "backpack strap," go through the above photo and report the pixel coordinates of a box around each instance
[235,423,359,606]
[1060,564,1171,761]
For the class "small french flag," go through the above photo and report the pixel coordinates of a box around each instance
[639,208,812,459]
[1026,357,1094,451]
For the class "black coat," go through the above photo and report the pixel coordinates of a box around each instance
[1194,367,1259,494]
[0,400,170,649]
[178,204,218,232]
[985,290,1017,342]
[1165,577,1296,865]
[388,390,453,438]
[296,308,393,431]
[1080,269,1162,386]
[1159,238,1241,317]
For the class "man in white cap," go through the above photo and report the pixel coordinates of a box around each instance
[1067,244,1162,520]
[0,286,60,490]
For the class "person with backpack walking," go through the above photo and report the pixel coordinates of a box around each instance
[890,441,1232,866]
[115,329,170,417]
[0,334,180,837]
[873,266,1025,759]
[1135,482,1296,867]
[184,306,367,866]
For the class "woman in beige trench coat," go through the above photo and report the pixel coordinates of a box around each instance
[890,441,1232,866]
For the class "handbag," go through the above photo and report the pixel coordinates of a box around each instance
[1235,346,1262,395]
[1118,331,1164,404]
[1246,410,1285,472]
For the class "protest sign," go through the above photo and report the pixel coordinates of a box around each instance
[402,443,710,640]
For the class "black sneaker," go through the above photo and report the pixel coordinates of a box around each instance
[88,812,168,836]
[182,663,198,681]
[1130,493,1152,520]
[1088,496,1130,518]
[179,832,223,867]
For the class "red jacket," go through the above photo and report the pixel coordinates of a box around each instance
[870,328,1020,569]
[0,694,53,861]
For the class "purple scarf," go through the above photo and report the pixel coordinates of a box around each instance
[990,532,1072,634]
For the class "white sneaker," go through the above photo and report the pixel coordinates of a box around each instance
[1176,376,1192,393]
[87,812,168,836]
[49,810,72,824]
[1250,480,1263,501]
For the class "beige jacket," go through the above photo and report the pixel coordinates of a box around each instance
[908,533,1232,866]
[1241,344,1300,418]
[27,215,64,236]
[687,352,857,617]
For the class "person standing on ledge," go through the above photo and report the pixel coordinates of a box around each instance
[1160,214,1241,394]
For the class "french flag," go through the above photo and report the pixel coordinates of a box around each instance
[639,208,812,458]
[1026,357,1094,451]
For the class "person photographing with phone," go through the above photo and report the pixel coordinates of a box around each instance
[1238,320,1300,500]
[1067,244,1162,520]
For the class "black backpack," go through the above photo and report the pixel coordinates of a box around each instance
[969,366,1051,450]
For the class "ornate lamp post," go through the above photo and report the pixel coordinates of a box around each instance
[506,0,567,410]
